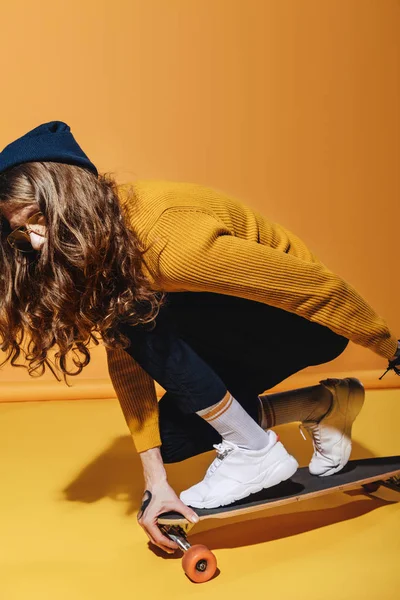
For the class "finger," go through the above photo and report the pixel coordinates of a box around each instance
[146,521,179,553]
[149,532,177,555]
[140,518,178,553]
[141,522,172,554]
[152,527,179,552]
[176,499,200,525]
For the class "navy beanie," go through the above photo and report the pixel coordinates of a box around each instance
[0,121,98,177]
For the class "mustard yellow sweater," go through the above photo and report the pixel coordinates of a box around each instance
[106,180,398,452]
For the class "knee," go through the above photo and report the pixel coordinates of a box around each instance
[326,334,349,362]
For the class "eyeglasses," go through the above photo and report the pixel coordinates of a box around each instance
[7,211,46,252]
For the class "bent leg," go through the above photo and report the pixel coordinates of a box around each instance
[117,319,227,415]
[158,392,221,463]
[118,317,268,461]
[166,291,350,426]
[163,292,361,478]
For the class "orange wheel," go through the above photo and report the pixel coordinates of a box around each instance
[182,544,217,583]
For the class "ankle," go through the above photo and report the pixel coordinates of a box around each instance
[258,394,274,429]
[197,393,271,450]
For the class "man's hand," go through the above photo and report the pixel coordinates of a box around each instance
[137,480,199,553]
[138,446,199,553]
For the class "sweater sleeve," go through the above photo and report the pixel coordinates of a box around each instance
[147,207,397,360]
[106,346,161,453]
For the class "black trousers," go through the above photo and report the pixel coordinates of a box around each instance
[117,292,349,463]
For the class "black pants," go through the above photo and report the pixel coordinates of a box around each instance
[118,292,349,463]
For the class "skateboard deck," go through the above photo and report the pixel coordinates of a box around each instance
[157,456,400,582]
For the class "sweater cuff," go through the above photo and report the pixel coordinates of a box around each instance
[377,335,399,360]
[127,414,162,453]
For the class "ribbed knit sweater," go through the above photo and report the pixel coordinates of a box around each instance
[106,180,398,452]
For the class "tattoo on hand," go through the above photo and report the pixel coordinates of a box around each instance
[137,490,153,520]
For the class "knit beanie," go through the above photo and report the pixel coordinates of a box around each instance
[0,121,98,177]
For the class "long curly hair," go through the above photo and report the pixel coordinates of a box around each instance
[0,162,165,383]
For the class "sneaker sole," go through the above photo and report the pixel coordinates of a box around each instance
[316,377,365,477]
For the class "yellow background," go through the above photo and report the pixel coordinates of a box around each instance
[0,0,399,396]
[1,3,400,597]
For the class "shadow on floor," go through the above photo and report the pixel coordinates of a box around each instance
[148,492,394,561]
[62,429,399,554]
[62,425,378,515]
[63,434,218,512]
[186,495,394,551]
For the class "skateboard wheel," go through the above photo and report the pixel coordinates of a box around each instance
[363,482,381,493]
[182,544,217,583]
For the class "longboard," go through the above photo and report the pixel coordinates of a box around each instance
[157,456,400,582]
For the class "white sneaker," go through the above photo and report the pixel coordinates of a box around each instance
[179,430,299,509]
[302,377,365,477]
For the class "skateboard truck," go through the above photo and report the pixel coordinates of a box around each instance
[159,523,217,583]
[159,524,192,551]
[363,474,400,494]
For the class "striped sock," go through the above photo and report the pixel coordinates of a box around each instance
[196,391,270,450]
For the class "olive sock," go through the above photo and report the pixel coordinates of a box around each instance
[258,383,333,429]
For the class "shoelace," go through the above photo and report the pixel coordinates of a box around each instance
[299,422,322,456]
[205,442,235,478]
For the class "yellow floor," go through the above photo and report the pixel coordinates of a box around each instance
[1,390,400,599]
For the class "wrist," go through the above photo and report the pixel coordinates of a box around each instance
[139,446,168,486]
